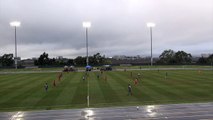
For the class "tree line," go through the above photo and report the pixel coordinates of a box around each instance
[157,49,213,65]
[34,52,108,66]
[0,50,212,67]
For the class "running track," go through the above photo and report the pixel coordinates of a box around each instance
[0,102,213,120]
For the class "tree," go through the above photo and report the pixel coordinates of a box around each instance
[207,54,213,64]
[174,51,192,64]
[0,54,14,66]
[34,52,50,66]
[157,50,192,65]
[74,53,107,66]
[196,54,212,65]
[74,56,86,66]
[158,49,176,64]
[197,57,207,64]
[67,59,74,65]
[91,53,106,65]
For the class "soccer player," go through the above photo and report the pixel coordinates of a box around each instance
[53,80,56,87]
[104,76,107,82]
[134,78,138,85]
[137,73,141,78]
[44,83,48,92]
[165,72,168,80]
[83,76,85,81]
[128,84,132,96]
[58,73,63,81]
[97,74,100,79]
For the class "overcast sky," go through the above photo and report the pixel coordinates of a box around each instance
[0,0,212,59]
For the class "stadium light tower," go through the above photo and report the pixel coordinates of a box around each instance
[83,22,91,66]
[147,22,156,66]
[10,21,21,69]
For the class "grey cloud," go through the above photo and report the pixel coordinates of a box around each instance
[0,0,212,59]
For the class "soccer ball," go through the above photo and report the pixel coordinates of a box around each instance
[136,106,139,110]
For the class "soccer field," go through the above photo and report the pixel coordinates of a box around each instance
[0,70,212,111]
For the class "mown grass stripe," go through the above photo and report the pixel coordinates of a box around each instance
[54,72,79,106]
[17,74,55,109]
[123,71,173,101]
[95,72,122,103]
[89,72,106,106]
[150,70,213,99]
[0,73,53,107]
[133,71,195,101]
[108,71,152,103]
[168,71,213,98]
[0,74,31,89]
[70,72,87,107]
[0,74,25,86]
[0,74,49,104]
[16,72,74,110]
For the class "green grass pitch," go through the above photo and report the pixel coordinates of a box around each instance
[0,70,212,111]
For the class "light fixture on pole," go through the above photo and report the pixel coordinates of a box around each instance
[10,21,21,69]
[147,22,155,66]
[82,21,91,108]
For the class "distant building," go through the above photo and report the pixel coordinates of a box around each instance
[16,57,22,66]
[191,56,200,63]
[21,59,35,67]
[112,55,142,60]
[201,54,211,58]
[110,55,158,65]
[55,56,69,64]
[57,56,63,60]
[32,57,38,60]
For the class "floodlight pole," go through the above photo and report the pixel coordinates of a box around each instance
[14,26,18,69]
[150,27,153,66]
[86,28,89,66]
[85,27,89,107]
[10,21,20,69]
[147,23,155,67]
